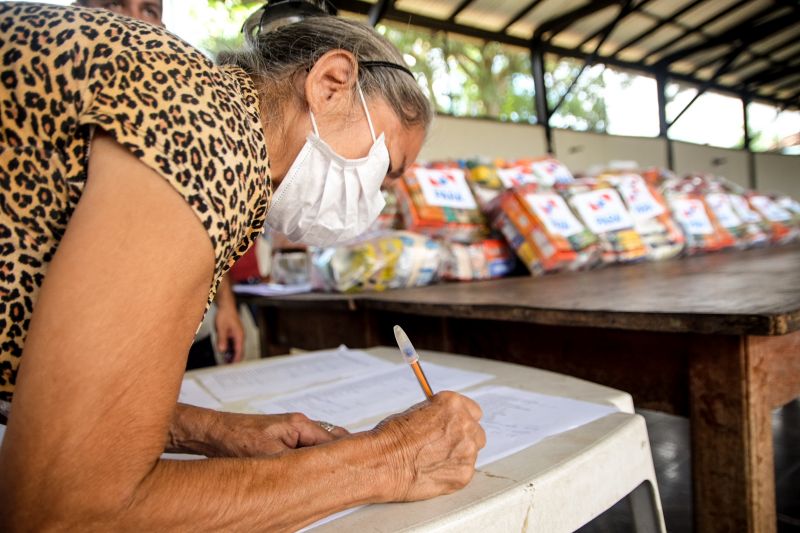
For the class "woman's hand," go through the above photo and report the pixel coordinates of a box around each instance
[168,404,349,458]
[370,391,486,502]
[213,274,245,363]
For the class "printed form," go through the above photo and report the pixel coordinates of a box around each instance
[198,348,395,403]
[250,362,494,426]
[298,383,618,530]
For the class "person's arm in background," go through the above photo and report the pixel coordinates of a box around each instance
[0,133,485,531]
[214,273,245,363]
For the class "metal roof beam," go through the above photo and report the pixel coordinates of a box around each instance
[577,0,648,51]
[610,0,709,57]
[655,5,792,67]
[447,0,473,22]
[531,0,623,43]
[368,0,394,26]
[667,46,745,129]
[501,0,546,34]
[644,0,751,63]
[743,54,800,87]
[331,0,799,110]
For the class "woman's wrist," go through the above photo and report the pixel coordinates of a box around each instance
[167,403,223,456]
[357,426,410,503]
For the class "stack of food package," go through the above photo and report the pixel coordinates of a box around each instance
[309,231,441,293]
[466,157,574,215]
[701,177,770,249]
[494,182,599,275]
[598,172,685,260]
[393,164,488,243]
[560,178,648,265]
[368,189,402,232]
[439,239,516,281]
[745,192,799,244]
[663,176,736,254]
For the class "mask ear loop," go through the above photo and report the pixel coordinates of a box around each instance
[357,84,377,142]
[308,108,320,136]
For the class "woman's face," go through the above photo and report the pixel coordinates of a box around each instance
[315,95,427,188]
[264,50,427,187]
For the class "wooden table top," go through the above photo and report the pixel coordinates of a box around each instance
[241,244,800,336]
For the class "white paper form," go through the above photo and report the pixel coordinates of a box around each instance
[233,283,312,297]
[467,386,618,467]
[250,362,494,427]
[179,379,222,410]
[198,349,395,403]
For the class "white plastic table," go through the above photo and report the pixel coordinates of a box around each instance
[186,347,666,533]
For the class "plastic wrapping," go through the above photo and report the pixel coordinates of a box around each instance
[599,173,685,261]
[560,178,648,265]
[466,158,574,218]
[440,238,516,281]
[310,231,441,293]
[393,166,488,243]
[663,177,736,255]
[746,193,799,244]
[494,184,599,275]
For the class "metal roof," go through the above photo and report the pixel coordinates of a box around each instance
[331,0,800,110]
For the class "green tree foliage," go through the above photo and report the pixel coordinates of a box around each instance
[546,57,609,132]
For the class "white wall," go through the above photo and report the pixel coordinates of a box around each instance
[419,115,546,161]
[671,141,750,188]
[420,117,800,197]
[552,129,666,173]
[754,152,800,197]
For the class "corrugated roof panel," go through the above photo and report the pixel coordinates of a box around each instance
[456,0,527,32]
[550,4,621,52]
[728,59,773,82]
[644,0,700,19]
[700,0,771,35]
[596,12,655,57]
[750,27,800,55]
[514,0,589,37]
[394,0,459,20]
[647,33,707,65]
[676,0,740,27]
[773,41,800,62]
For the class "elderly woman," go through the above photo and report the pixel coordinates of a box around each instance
[0,3,485,530]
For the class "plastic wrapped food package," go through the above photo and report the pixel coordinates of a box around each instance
[494,184,599,275]
[310,231,441,293]
[368,189,402,232]
[513,157,575,187]
[440,238,516,281]
[394,166,489,243]
[746,194,799,244]
[664,181,736,255]
[599,173,685,261]
[704,191,770,249]
[561,179,648,265]
[466,158,574,217]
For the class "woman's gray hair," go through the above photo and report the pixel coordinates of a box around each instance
[217,14,433,130]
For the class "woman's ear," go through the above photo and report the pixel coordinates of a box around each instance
[304,49,358,116]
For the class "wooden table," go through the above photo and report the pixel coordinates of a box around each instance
[240,244,800,533]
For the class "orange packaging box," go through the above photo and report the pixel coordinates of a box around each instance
[394,166,488,243]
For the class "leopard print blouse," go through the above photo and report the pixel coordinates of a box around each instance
[0,3,271,404]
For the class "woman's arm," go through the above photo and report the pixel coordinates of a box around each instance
[0,133,484,531]
[166,403,350,457]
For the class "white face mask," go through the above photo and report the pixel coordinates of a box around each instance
[266,84,390,247]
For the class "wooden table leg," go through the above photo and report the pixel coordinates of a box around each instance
[689,334,776,533]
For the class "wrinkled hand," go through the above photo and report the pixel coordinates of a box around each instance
[372,391,486,501]
[169,405,349,458]
[214,303,244,363]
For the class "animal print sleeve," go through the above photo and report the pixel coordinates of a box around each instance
[79,47,270,304]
